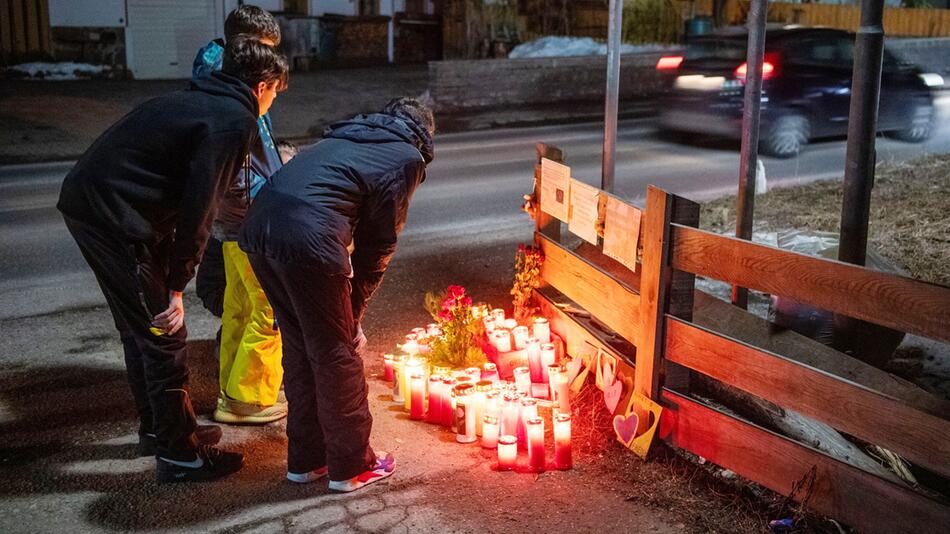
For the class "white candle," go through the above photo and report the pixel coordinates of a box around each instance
[503,318,518,330]
[485,390,501,418]
[492,330,511,352]
[527,417,545,472]
[501,392,520,437]
[481,362,499,383]
[552,365,571,414]
[412,327,427,339]
[512,326,529,350]
[392,355,405,403]
[426,323,440,337]
[513,366,531,395]
[482,415,500,449]
[492,308,506,322]
[540,343,557,383]
[453,383,477,443]
[526,338,542,382]
[554,413,572,470]
[532,317,551,343]
[483,316,496,333]
[403,357,423,412]
[403,334,419,356]
[474,380,492,436]
[497,435,517,470]
[518,397,538,445]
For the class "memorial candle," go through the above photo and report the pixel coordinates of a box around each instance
[552,365,571,413]
[491,308,505,322]
[481,415,500,449]
[427,375,443,424]
[412,327,427,339]
[532,317,551,343]
[403,333,419,357]
[465,367,481,383]
[526,417,545,472]
[474,380,492,436]
[485,390,501,418]
[392,355,405,403]
[383,353,395,382]
[441,376,457,427]
[410,374,425,420]
[497,435,517,470]
[518,397,538,445]
[548,365,563,408]
[554,413,573,470]
[426,323,441,337]
[492,330,511,352]
[526,338,542,382]
[513,366,531,396]
[500,393,521,437]
[481,362,499,383]
[540,343,557,382]
[403,358,423,411]
[453,383,477,443]
[512,326,529,350]
[503,318,518,330]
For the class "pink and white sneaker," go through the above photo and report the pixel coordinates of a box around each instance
[327,452,395,493]
[287,465,329,484]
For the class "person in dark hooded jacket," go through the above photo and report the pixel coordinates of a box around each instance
[239,97,434,492]
[57,36,289,484]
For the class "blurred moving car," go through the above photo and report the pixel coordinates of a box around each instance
[655,26,942,158]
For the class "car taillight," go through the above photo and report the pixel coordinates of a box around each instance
[735,54,778,81]
[656,56,684,70]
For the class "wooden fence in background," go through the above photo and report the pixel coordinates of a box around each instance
[530,143,950,534]
[0,0,51,65]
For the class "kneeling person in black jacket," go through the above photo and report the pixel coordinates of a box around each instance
[57,36,289,484]
[239,98,434,492]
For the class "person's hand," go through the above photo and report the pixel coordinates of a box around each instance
[354,323,368,354]
[153,290,185,335]
[522,193,538,221]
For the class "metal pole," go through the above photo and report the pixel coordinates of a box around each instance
[602,0,623,193]
[839,0,885,267]
[731,0,768,309]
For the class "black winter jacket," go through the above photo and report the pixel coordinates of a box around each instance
[57,71,259,291]
[239,113,433,321]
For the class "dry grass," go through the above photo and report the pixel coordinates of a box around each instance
[700,154,950,286]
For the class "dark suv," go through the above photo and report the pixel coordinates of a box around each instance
[656,26,937,157]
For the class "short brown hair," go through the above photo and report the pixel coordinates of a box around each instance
[222,34,289,91]
[225,5,281,45]
[382,97,435,136]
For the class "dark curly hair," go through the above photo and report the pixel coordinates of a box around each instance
[225,5,281,46]
[222,34,289,91]
[382,97,435,136]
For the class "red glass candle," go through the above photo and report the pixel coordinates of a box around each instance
[526,338,543,382]
[441,376,457,427]
[554,413,572,470]
[497,435,517,470]
[518,397,537,446]
[526,417,545,472]
[540,343,556,383]
[427,375,443,424]
[410,374,425,420]
[383,353,395,382]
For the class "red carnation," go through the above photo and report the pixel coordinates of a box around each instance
[438,310,453,321]
[441,297,455,311]
[447,285,466,298]
[460,296,473,307]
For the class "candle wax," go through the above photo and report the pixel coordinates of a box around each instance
[410,376,425,420]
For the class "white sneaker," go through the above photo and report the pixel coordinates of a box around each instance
[287,465,329,484]
[327,452,395,493]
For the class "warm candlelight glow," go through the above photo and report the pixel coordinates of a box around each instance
[465,367,481,382]
[392,355,406,403]
[453,383,477,443]
[512,326,529,350]
[403,338,419,356]
[411,327,426,339]
[492,308,505,322]
[513,366,531,395]
[552,365,571,414]
[497,435,517,470]
[426,323,441,337]
[482,415,500,449]
[526,338,542,382]
[503,318,518,330]
[518,397,538,445]
[383,353,395,382]
[492,330,512,352]
[427,375,443,424]
[403,358,423,411]
[532,317,551,343]
[484,316,496,333]
[526,417,545,472]
[410,374,425,420]
[554,413,573,470]
[485,390,501,419]
[474,380,492,436]
[441,376,457,427]
[501,392,521,437]
[481,362,499,383]
[540,343,556,382]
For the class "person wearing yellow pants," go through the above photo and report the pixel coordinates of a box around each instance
[214,242,286,424]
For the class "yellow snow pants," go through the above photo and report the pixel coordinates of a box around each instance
[219,241,283,406]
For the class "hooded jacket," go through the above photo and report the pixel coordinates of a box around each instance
[239,113,433,321]
[192,39,283,241]
[57,71,260,292]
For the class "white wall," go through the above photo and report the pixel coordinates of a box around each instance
[309,0,358,16]
[48,0,127,27]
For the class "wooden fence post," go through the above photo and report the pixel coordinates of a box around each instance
[637,186,699,400]
[534,143,563,242]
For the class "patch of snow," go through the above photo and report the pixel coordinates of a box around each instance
[6,62,109,80]
[508,36,674,59]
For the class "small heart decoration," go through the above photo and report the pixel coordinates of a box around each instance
[603,375,624,413]
[613,412,639,446]
[602,358,616,387]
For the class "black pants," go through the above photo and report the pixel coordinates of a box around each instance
[64,216,198,460]
[248,253,374,481]
[195,236,225,318]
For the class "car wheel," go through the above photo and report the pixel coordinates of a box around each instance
[891,100,934,143]
[761,113,810,158]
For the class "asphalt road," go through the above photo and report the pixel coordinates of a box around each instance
[2,100,949,321]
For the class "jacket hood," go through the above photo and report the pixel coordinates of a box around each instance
[190,70,258,117]
[324,113,434,164]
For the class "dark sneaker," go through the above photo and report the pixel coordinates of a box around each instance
[155,445,243,484]
[328,452,395,493]
[137,424,223,457]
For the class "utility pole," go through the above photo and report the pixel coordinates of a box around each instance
[602,0,623,193]
[732,0,768,309]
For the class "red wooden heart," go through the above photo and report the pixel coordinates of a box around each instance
[613,412,639,446]
[603,376,623,413]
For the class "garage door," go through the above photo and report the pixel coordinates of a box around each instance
[126,0,221,79]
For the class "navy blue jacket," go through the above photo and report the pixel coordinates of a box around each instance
[58,71,259,291]
[239,113,433,321]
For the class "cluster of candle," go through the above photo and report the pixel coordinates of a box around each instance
[383,314,573,472]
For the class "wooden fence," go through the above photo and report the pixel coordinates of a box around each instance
[529,143,950,533]
[0,0,51,65]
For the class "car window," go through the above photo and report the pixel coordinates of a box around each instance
[786,36,854,67]
[685,39,747,61]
